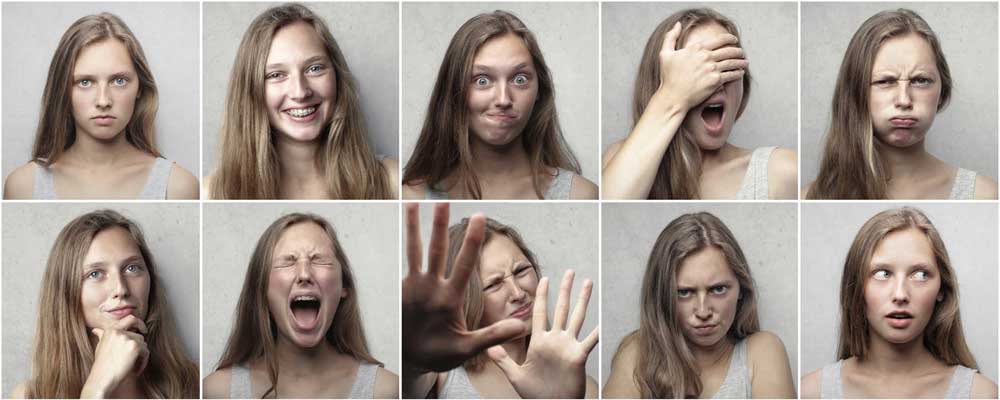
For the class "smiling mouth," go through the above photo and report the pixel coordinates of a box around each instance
[285,107,317,118]
[290,295,321,330]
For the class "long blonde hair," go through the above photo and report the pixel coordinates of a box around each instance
[215,213,379,398]
[211,3,391,199]
[808,10,952,199]
[632,9,752,199]
[32,13,161,166]
[444,217,542,370]
[837,207,975,368]
[27,210,196,398]
[402,10,581,199]
[626,212,759,397]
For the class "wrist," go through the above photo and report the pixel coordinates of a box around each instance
[80,374,113,399]
[647,89,688,121]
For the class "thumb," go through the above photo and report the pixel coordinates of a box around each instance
[464,319,527,357]
[487,345,519,377]
[91,328,104,339]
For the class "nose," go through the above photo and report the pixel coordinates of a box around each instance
[493,82,512,108]
[504,276,527,301]
[894,81,913,109]
[290,73,313,101]
[295,260,315,284]
[110,271,129,299]
[694,292,712,320]
[892,276,910,304]
[96,84,112,110]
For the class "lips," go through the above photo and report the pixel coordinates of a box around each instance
[105,305,136,319]
[886,310,914,329]
[289,294,321,331]
[92,115,116,127]
[486,112,518,124]
[889,116,918,128]
[692,323,718,336]
[699,94,726,136]
[509,302,533,319]
[283,105,319,122]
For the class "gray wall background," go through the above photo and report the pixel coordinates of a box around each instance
[602,3,798,155]
[801,203,998,382]
[2,203,200,395]
[202,203,399,378]
[802,2,998,183]
[202,2,399,176]
[601,203,798,392]
[408,203,600,381]
[402,3,600,184]
[2,2,201,180]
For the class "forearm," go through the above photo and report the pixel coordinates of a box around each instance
[602,92,688,199]
[401,362,438,399]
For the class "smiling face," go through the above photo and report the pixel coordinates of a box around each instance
[868,33,942,148]
[264,21,337,143]
[864,227,942,345]
[266,221,346,348]
[478,235,538,335]
[467,33,539,148]
[679,22,744,150]
[70,38,139,142]
[674,246,740,349]
[80,227,150,330]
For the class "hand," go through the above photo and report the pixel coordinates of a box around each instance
[488,270,599,399]
[81,315,149,398]
[656,21,748,111]
[402,203,527,373]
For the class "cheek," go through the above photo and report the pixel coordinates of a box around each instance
[467,90,491,113]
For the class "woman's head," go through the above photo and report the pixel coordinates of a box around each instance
[214,3,390,199]
[445,217,541,369]
[809,9,952,199]
[33,13,160,166]
[31,209,195,398]
[837,207,975,368]
[216,213,377,397]
[632,8,752,198]
[403,10,580,199]
[633,212,758,398]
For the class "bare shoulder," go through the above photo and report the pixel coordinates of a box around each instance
[374,367,399,399]
[746,331,795,398]
[166,163,199,200]
[799,368,823,399]
[402,181,428,200]
[971,372,998,399]
[585,374,599,399]
[603,331,641,398]
[747,330,787,354]
[380,157,400,199]
[9,381,27,398]
[602,139,624,170]
[974,174,998,200]
[202,368,233,399]
[569,174,598,199]
[4,162,39,199]
[766,147,798,200]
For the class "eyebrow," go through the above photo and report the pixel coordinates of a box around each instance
[72,71,134,81]
[84,255,143,269]
[472,62,532,74]
[266,55,328,70]
[676,279,734,289]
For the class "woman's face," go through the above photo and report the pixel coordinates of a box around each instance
[80,227,151,330]
[868,33,942,148]
[264,21,337,143]
[864,227,942,345]
[467,33,539,148]
[679,22,744,151]
[266,222,346,348]
[477,234,538,336]
[70,39,139,142]
[674,246,741,349]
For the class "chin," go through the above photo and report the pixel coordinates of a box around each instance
[474,129,520,147]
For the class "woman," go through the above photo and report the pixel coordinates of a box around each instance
[402,10,597,200]
[402,203,599,398]
[806,9,998,199]
[801,207,997,398]
[3,13,199,199]
[208,3,397,199]
[603,212,795,398]
[11,209,198,398]
[203,213,397,398]
[602,8,797,200]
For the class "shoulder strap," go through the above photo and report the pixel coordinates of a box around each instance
[819,360,844,399]
[944,365,976,399]
[736,147,776,200]
[949,168,977,200]
[33,163,57,199]
[229,364,254,399]
[348,362,379,399]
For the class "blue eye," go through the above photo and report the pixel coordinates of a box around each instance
[677,288,693,298]
[112,77,128,87]
[124,264,141,274]
[474,76,490,86]
[912,270,930,281]
[77,79,93,88]
[872,270,890,280]
[711,285,728,295]
[911,77,933,87]
[86,270,103,280]
[306,64,325,74]
[266,71,284,80]
[513,74,529,85]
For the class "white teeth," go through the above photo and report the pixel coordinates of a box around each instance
[286,107,316,117]
[707,104,723,109]
[293,295,318,301]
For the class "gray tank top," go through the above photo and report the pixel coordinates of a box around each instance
[820,360,976,398]
[735,147,776,200]
[425,168,575,200]
[32,157,173,200]
[949,168,977,200]
[712,339,751,398]
[438,367,482,399]
[228,361,379,399]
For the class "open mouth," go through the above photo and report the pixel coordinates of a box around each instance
[886,311,913,328]
[701,103,725,133]
[290,295,321,330]
[285,106,317,119]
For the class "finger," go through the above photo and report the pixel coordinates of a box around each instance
[551,270,575,331]
[115,315,148,335]
[715,59,749,73]
[661,22,682,53]
[486,345,520,378]
[717,69,746,85]
[91,328,104,339]
[448,213,486,291]
[121,330,147,344]
[580,326,600,353]
[136,343,150,376]
[532,277,549,333]
[697,33,739,52]
[567,278,593,337]
[465,319,527,358]
[405,203,423,276]
[427,202,450,278]
[709,46,745,62]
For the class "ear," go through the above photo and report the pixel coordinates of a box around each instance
[937,293,944,302]
[341,287,349,299]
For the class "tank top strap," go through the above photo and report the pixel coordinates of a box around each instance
[228,364,254,399]
[348,362,379,399]
[819,360,844,399]
[32,163,57,199]
[713,339,750,398]
[949,168,977,200]
[544,168,575,200]
[439,367,482,399]
[137,158,173,200]
[736,147,776,200]
[945,365,976,399]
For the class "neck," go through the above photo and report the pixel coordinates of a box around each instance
[274,335,341,378]
[700,142,740,168]
[468,135,533,181]
[878,140,934,179]
[276,135,323,183]
[63,129,136,167]
[857,332,938,375]
[690,336,735,370]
